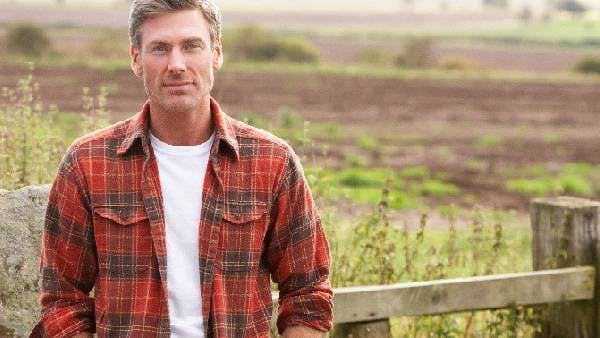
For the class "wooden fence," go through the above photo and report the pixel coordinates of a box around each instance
[274,196,600,337]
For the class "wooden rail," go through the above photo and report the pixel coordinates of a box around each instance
[331,266,595,323]
[272,266,595,322]
[271,197,600,337]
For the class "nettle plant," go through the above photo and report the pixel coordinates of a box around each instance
[0,69,110,190]
[314,179,541,337]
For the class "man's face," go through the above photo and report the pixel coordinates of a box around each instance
[130,9,223,115]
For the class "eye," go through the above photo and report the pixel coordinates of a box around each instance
[185,42,204,51]
[151,45,169,53]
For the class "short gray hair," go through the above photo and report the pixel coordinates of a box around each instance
[129,0,222,50]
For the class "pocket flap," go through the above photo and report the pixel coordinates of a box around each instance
[93,205,149,225]
[222,201,268,224]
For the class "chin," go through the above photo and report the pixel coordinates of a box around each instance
[156,97,199,114]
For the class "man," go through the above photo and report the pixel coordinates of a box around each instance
[31,1,333,337]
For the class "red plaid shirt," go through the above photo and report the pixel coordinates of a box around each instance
[31,98,333,337]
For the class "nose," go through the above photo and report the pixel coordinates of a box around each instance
[167,48,186,73]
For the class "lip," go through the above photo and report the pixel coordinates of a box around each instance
[163,81,193,88]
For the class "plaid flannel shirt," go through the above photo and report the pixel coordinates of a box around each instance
[31,98,333,337]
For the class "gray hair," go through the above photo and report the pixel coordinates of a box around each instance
[129,0,222,50]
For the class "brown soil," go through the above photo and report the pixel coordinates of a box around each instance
[2,64,600,211]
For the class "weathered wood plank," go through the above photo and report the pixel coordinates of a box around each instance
[531,197,600,338]
[271,266,594,325]
[308,266,592,324]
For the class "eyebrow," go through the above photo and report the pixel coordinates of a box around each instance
[146,37,207,48]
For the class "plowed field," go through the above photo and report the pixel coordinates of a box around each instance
[2,64,600,210]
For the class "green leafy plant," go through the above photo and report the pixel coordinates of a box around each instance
[0,71,110,190]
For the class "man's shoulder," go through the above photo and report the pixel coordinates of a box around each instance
[67,115,137,155]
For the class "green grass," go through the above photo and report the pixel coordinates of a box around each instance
[323,194,537,336]
[306,165,460,210]
[475,135,502,150]
[355,135,378,151]
[505,163,600,197]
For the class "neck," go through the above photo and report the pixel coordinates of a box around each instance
[149,98,214,146]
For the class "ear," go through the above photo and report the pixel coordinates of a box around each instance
[130,44,143,77]
[212,38,223,71]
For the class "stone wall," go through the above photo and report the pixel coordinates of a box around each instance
[0,185,50,337]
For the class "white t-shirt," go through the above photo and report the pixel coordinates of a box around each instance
[150,132,215,338]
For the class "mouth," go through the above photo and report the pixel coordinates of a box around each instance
[163,81,194,88]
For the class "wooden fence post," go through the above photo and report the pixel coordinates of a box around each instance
[332,319,390,338]
[531,196,600,338]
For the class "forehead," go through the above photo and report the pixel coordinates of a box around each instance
[140,9,211,44]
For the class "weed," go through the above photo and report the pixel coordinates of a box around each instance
[355,134,378,151]
[343,153,367,168]
[475,135,502,150]
[240,112,267,129]
[413,179,460,197]
[277,107,303,129]
[505,162,599,197]
[0,68,63,189]
[0,71,109,190]
[398,166,429,179]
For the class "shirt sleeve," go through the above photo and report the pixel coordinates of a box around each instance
[267,147,334,334]
[30,149,97,338]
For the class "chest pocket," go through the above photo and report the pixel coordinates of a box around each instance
[93,204,149,225]
[222,201,268,224]
[220,201,269,272]
[93,204,152,275]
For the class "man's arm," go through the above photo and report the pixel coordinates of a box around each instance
[71,334,93,338]
[30,151,98,338]
[267,147,333,335]
[282,325,326,338]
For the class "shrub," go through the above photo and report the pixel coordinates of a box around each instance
[395,38,434,68]
[573,56,600,74]
[6,23,52,57]
[223,25,320,63]
[274,37,320,63]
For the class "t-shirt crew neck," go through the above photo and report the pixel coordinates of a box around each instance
[149,131,215,337]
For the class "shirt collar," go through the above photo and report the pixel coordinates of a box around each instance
[117,97,240,160]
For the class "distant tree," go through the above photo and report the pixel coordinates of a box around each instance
[556,0,587,13]
[55,0,65,6]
